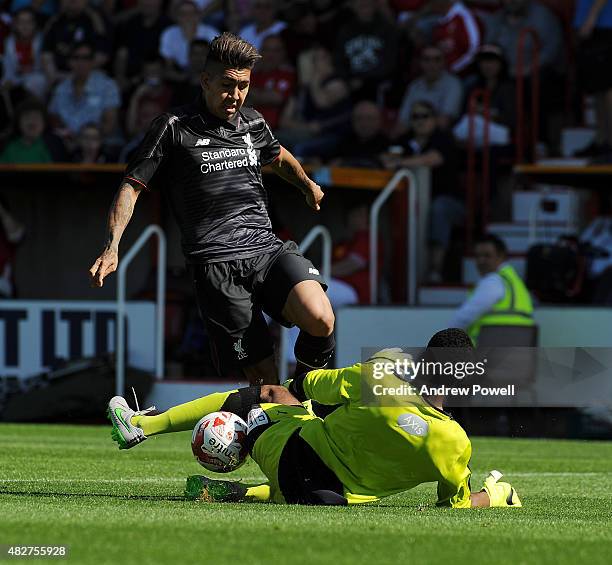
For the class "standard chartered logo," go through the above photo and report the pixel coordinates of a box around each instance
[242,133,258,165]
[199,133,258,174]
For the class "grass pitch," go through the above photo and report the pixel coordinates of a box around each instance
[1,424,611,565]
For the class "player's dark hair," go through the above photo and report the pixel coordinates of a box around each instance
[204,32,261,74]
[427,328,473,349]
[475,233,507,257]
[418,328,475,388]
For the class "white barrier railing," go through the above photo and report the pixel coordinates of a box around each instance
[116,225,166,396]
[369,169,419,305]
[278,226,332,382]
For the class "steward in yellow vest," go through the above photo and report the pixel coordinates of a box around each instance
[449,234,534,344]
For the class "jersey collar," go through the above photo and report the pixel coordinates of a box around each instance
[197,95,242,131]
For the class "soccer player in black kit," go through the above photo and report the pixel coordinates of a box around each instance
[89,33,334,385]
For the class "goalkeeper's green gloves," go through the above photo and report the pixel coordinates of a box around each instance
[482,470,522,507]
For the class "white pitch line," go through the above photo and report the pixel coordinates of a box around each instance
[499,472,608,477]
[1,476,266,484]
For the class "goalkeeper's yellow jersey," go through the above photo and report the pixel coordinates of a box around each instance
[295,362,473,507]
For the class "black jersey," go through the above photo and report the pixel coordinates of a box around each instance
[124,98,283,263]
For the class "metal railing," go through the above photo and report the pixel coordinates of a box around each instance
[466,88,492,248]
[116,225,166,396]
[369,169,419,305]
[278,226,332,382]
[516,27,541,164]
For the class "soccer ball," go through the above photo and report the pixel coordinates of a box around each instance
[191,411,248,473]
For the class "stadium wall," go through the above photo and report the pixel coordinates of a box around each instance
[336,307,612,366]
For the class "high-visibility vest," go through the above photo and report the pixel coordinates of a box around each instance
[468,264,534,344]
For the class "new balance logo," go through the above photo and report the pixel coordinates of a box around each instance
[195,138,210,146]
[309,267,320,276]
[233,339,248,360]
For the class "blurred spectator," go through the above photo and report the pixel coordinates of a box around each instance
[169,39,209,107]
[276,46,351,159]
[48,42,120,141]
[248,35,295,129]
[0,88,16,146]
[334,0,399,100]
[113,0,172,92]
[452,43,515,148]
[464,44,516,130]
[194,0,225,29]
[238,0,286,50]
[329,203,375,305]
[160,0,218,75]
[1,8,47,98]
[0,198,25,298]
[429,0,481,73]
[119,97,163,162]
[331,100,389,168]
[485,0,564,78]
[382,100,461,283]
[71,122,113,162]
[279,1,318,64]
[225,0,252,33]
[395,45,462,136]
[484,0,565,149]
[10,0,57,21]
[390,0,428,22]
[0,98,62,162]
[127,56,172,119]
[574,0,612,157]
[311,0,348,36]
[40,0,109,83]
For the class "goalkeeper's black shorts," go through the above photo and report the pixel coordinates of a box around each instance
[277,428,347,506]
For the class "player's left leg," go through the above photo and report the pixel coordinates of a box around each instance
[282,280,335,375]
[260,241,335,377]
[108,385,298,449]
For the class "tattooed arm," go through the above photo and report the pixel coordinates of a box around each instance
[270,146,324,211]
[89,181,142,287]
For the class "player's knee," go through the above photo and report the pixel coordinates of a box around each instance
[304,306,335,337]
[260,385,299,405]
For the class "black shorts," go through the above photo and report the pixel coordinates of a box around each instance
[277,429,347,505]
[192,240,327,376]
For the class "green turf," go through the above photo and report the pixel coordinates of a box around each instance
[1,424,611,565]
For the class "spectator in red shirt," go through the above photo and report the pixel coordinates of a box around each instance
[430,0,481,73]
[248,35,296,129]
[1,8,47,98]
[331,203,380,305]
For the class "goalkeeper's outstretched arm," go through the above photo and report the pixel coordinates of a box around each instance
[471,471,522,508]
[288,364,362,405]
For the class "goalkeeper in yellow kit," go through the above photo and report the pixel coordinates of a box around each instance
[108,328,521,508]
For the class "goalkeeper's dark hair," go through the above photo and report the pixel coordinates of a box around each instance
[426,328,473,349]
[204,32,261,74]
[419,328,475,388]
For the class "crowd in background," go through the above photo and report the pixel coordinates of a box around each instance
[0,0,590,167]
[0,0,608,288]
